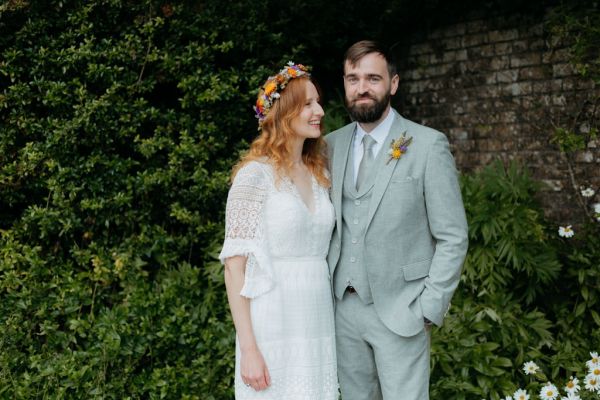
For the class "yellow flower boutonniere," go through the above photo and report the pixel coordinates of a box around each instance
[386,132,413,164]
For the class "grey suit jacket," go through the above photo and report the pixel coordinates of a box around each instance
[326,109,468,337]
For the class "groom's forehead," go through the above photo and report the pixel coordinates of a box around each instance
[344,53,388,75]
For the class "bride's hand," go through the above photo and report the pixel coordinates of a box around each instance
[241,347,271,391]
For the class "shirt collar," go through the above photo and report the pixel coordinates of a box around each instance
[354,108,395,146]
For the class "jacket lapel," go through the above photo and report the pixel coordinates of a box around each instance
[365,111,407,229]
[331,123,356,232]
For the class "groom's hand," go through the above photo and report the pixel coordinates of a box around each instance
[424,317,433,331]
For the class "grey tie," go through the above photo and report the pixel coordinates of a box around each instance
[356,134,376,190]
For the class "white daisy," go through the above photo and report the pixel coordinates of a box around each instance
[581,187,595,197]
[564,376,580,393]
[539,382,559,400]
[594,203,600,213]
[558,225,574,238]
[586,351,600,370]
[584,374,600,391]
[513,388,529,400]
[523,361,540,375]
[504,396,513,400]
[561,393,581,400]
[589,365,600,378]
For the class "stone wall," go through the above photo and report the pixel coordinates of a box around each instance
[395,10,599,224]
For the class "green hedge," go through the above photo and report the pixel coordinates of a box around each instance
[432,162,600,399]
[0,1,271,398]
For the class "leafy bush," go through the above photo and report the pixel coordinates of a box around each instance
[430,162,600,400]
[0,1,279,398]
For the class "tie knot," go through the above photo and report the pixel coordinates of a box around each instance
[362,134,376,151]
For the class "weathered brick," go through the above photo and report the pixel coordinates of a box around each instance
[455,49,468,61]
[490,56,510,70]
[472,124,494,138]
[497,69,519,83]
[489,29,518,42]
[442,51,457,63]
[519,66,547,80]
[541,179,564,191]
[429,53,442,63]
[441,36,463,50]
[575,151,595,163]
[485,73,497,84]
[542,48,571,63]
[529,39,546,51]
[562,77,576,91]
[502,82,531,96]
[495,42,512,55]
[510,53,541,68]
[464,33,488,47]
[553,63,575,77]
[552,94,567,106]
[576,79,596,90]
[512,40,528,53]
[551,79,563,91]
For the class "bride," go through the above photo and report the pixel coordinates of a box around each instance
[219,62,338,399]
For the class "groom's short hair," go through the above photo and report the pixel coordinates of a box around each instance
[344,40,397,77]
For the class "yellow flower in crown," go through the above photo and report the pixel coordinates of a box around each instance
[264,81,277,96]
[253,61,311,130]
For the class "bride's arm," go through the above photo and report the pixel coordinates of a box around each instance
[224,255,271,391]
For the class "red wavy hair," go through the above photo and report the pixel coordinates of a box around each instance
[233,76,330,188]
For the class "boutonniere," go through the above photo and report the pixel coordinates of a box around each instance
[386,132,413,164]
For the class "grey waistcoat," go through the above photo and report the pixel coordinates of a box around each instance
[333,135,385,304]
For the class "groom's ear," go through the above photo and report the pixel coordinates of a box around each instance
[390,74,399,96]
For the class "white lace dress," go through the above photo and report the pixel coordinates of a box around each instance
[219,160,338,400]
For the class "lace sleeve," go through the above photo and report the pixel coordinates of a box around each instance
[219,161,274,298]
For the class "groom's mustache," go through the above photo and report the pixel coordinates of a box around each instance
[351,95,377,103]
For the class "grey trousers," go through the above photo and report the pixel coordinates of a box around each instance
[335,291,430,400]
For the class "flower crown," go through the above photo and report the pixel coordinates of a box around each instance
[253,61,311,130]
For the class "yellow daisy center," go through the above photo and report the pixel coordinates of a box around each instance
[392,148,402,158]
[594,368,600,376]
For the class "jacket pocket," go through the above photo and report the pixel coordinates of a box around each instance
[402,259,431,281]
[390,176,419,184]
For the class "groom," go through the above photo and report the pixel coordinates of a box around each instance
[326,40,468,400]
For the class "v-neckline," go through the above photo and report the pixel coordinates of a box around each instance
[289,174,317,216]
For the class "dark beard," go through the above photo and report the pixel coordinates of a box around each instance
[345,92,391,123]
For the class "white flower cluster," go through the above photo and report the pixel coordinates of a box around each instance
[495,352,600,400]
[594,202,600,222]
[580,187,595,198]
[558,225,574,238]
[578,186,600,222]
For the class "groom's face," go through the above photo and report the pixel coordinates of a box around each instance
[343,53,399,123]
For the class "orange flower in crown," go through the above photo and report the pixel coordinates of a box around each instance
[253,61,311,130]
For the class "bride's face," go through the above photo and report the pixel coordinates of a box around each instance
[290,81,324,140]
